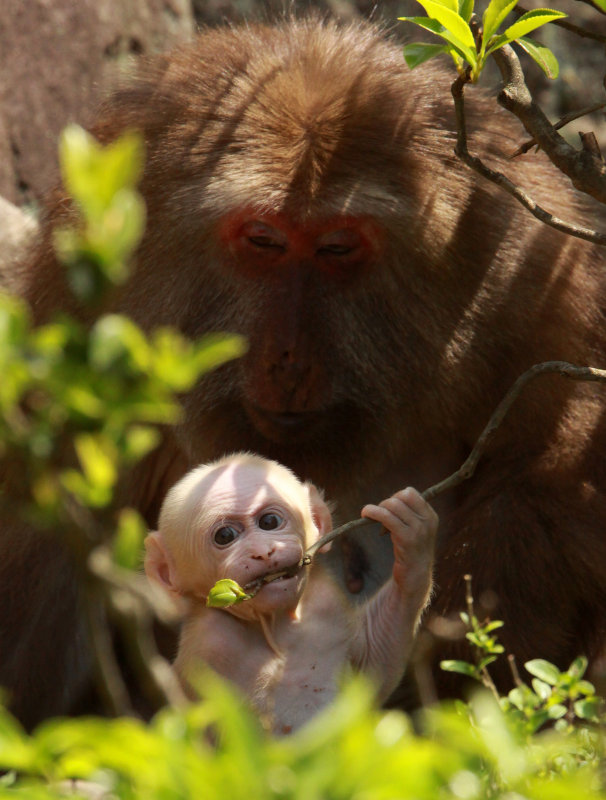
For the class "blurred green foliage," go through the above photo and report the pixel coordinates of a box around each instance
[0,675,604,799]
[401,0,565,81]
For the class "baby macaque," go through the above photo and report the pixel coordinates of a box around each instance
[144,453,437,734]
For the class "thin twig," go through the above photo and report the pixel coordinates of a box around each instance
[571,0,606,17]
[511,102,606,158]
[89,546,187,709]
[83,584,134,717]
[492,46,606,205]
[451,68,606,244]
[516,4,606,41]
[508,654,524,687]
[308,361,606,554]
[464,575,501,700]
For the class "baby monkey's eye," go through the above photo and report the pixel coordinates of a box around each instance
[258,512,283,531]
[213,526,240,546]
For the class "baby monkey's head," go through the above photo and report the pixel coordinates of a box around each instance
[145,452,333,616]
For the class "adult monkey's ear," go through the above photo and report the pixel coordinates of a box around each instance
[144,532,183,597]
[306,483,333,552]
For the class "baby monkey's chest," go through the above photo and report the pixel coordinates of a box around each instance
[253,624,351,734]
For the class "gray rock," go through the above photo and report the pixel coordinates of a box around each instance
[0,0,195,207]
[0,195,37,292]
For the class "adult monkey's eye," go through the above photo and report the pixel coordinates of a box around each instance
[213,526,240,546]
[258,513,283,531]
[242,221,287,251]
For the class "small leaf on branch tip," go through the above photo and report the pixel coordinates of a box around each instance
[399,17,476,67]
[513,37,559,79]
[502,9,567,43]
[458,0,474,23]
[547,704,567,720]
[403,42,451,69]
[525,658,561,685]
[568,655,588,679]
[482,0,519,43]
[440,659,478,677]
[207,579,252,608]
[113,508,147,570]
[59,125,144,217]
[574,697,600,720]
[410,0,476,49]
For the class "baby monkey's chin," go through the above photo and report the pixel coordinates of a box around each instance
[238,572,307,617]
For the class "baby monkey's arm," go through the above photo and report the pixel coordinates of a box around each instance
[352,488,437,699]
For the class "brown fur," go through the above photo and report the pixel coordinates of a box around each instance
[4,17,606,726]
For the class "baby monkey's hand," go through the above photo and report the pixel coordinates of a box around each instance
[361,488,437,598]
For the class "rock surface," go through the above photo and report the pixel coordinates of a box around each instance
[0,0,195,208]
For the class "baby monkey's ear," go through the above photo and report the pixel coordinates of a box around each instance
[306,483,333,552]
[144,532,182,597]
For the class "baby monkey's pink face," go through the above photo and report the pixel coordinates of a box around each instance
[200,465,313,614]
[145,456,332,619]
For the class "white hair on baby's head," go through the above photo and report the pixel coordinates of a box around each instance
[157,452,315,557]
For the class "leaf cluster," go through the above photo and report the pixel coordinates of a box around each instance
[441,605,603,739]
[401,0,566,81]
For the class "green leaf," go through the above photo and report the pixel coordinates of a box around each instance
[514,36,560,79]
[567,655,588,679]
[90,315,151,372]
[546,704,567,720]
[531,678,551,700]
[400,17,477,66]
[403,42,451,69]
[113,508,146,570]
[426,0,459,10]
[482,0,519,43]
[440,660,478,677]
[458,0,474,22]
[74,433,117,490]
[577,679,596,696]
[508,685,535,711]
[123,425,161,463]
[414,0,477,49]
[483,620,505,633]
[193,332,248,374]
[206,579,252,608]
[574,697,600,720]
[590,0,606,10]
[525,659,561,685]
[502,8,567,42]
[59,125,144,219]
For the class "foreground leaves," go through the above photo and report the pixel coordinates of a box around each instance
[401,0,566,80]
[0,676,604,799]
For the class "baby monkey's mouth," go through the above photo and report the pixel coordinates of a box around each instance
[244,561,303,595]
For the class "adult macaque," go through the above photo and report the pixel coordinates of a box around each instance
[3,16,606,727]
[144,453,437,734]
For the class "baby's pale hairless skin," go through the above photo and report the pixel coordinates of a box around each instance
[145,452,437,735]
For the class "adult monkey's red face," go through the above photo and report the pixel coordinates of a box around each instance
[216,210,384,442]
[87,17,436,496]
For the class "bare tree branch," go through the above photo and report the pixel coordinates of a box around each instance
[311,361,606,552]
[492,45,606,205]
[511,102,606,158]
[573,0,606,16]
[450,71,606,244]
[516,5,606,41]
